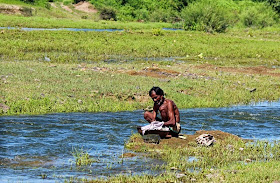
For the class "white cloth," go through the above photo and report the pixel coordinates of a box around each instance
[141,121,167,135]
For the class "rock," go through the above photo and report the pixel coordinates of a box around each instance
[143,106,153,112]
[142,134,161,144]
[178,135,187,139]
[250,88,256,92]
[245,159,252,163]
[44,56,51,62]
[0,103,9,113]
[176,173,186,178]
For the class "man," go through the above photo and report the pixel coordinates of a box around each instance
[143,86,180,137]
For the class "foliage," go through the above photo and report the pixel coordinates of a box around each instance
[90,0,193,22]
[238,1,279,28]
[268,0,280,14]
[2,0,280,31]
[100,6,117,20]
[181,0,238,32]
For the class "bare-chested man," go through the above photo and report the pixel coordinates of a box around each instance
[144,87,181,136]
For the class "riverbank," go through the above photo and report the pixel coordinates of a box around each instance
[71,130,280,183]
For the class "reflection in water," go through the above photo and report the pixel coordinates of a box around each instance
[0,100,279,182]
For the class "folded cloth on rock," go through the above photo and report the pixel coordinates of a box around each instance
[196,134,215,146]
[141,121,169,135]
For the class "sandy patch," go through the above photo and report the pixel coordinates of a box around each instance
[74,1,97,13]
[61,3,73,13]
[49,2,57,9]
[0,4,35,16]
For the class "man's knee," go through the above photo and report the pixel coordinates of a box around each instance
[144,111,153,122]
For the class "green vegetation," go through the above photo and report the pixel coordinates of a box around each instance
[71,147,97,166]
[64,134,280,182]
[1,28,280,115]
[0,0,280,32]
[1,1,280,182]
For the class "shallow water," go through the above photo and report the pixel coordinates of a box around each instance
[0,101,279,182]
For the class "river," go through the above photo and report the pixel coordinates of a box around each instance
[0,100,279,182]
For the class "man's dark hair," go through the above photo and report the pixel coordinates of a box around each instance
[149,87,164,96]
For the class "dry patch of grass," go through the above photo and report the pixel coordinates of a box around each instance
[196,64,280,77]
[126,67,180,78]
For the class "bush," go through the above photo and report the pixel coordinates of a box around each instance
[238,1,279,28]
[267,0,280,14]
[149,8,179,22]
[181,0,238,33]
[100,6,117,20]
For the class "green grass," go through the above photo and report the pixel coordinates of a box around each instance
[0,0,29,6]
[1,59,280,115]
[71,147,98,166]
[65,136,280,182]
[0,14,172,29]
[0,29,280,65]
[1,29,280,116]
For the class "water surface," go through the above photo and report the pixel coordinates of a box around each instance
[0,100,279,182]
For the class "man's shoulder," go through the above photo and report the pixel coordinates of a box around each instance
[165,99,175,103]
[164,99,176,106]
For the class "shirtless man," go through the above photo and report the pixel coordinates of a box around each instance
[144,87,180,136]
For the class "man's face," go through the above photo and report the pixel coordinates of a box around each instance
[150,91,163,105]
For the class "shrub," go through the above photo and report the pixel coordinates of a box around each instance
[21,6,35,16]
[238,1,279,28]
[63,0,73,6]
[181,0,238,33]
[267,0,280,14]
[149,8,178,22]
[100,6,117,20]
[134,8,149,21]
[117,5,135,21]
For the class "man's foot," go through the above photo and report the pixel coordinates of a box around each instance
[165,134,172,138]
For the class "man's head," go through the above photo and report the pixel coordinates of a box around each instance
[149,87,164,105]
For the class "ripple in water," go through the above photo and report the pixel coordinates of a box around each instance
[0,100,279,182]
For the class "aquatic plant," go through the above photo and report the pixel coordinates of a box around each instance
[71,147,97,166]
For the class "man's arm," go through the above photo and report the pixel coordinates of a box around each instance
[151,104,158,122]
[163,101,176,126]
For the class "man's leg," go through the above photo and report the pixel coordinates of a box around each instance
[144,111,154,123]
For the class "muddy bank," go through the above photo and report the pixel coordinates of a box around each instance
[127,130,244,151]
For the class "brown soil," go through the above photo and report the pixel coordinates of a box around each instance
[196,64,280,77]
[121,152,137,158]
[127,67,180,78]
[61,3,73,13]
[0,4,35,16]
[74,1,97,13]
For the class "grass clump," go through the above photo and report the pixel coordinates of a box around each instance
[71,147,97,166]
